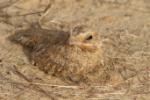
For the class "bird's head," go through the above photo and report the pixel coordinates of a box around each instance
[68,27,101,52]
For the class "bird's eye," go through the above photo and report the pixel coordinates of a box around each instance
[86,35,93,40]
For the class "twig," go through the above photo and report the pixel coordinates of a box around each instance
[13,0,52,17]
[0,0,20,9]
[12,65,56,100]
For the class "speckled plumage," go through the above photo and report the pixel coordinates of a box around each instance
[10,23,104,84]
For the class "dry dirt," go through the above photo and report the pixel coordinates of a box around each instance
[0,0,150,100]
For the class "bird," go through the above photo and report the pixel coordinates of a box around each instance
[9,22,103,84]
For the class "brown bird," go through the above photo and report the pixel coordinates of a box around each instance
[9,22,103,84]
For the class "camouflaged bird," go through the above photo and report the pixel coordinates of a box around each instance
[9,22,103,84]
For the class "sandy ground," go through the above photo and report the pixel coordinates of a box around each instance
[0,0,150,100]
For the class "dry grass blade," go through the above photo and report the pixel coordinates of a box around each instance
[11,65,56,100]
